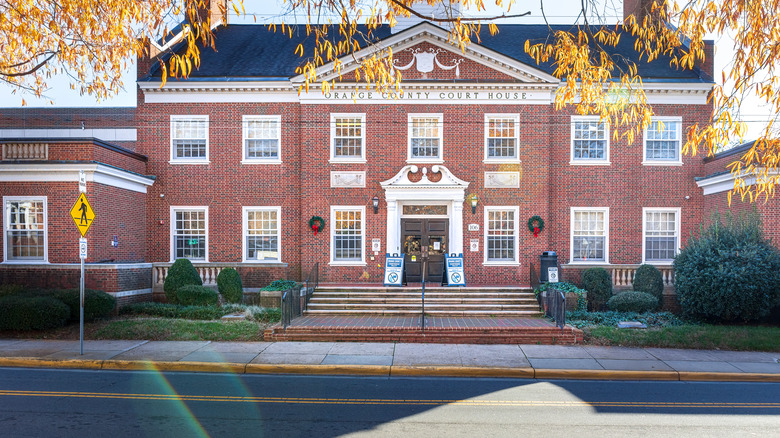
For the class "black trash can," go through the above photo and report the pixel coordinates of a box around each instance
[539,251,558,282]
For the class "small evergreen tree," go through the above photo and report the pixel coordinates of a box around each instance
[217,268,243,303]
[633,264,664,306]
[581,267,613,311]
[163,258,202,304]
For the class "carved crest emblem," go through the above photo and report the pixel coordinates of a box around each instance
[393,48,463,79]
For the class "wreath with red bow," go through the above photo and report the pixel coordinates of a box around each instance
[309,216,325,235]
[527,215,544,237]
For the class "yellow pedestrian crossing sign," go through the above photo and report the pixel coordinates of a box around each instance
[70,193,95,237]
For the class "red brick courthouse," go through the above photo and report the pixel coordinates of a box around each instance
[0,8,775,306]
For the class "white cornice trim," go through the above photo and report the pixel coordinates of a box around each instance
[0,163,155,193]
[0,128,136,142]
[696,169,779,195]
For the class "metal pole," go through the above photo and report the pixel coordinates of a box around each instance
[79,256,84,355]
[421,258,426,331]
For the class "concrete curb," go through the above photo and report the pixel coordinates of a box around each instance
[1,357,778,382]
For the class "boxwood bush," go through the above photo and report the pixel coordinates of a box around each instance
[51,289,116,321]
[176,284,219,306]
[164,259,202,304]
[0,295,70,330]
[632,264,664,304]
[581,267,612,311]
[120,302,231,320]
[607,291,659,313]
[675,212,780,322]
[260,279,298,291]
[217,268,243,303]
[534,282,587,311]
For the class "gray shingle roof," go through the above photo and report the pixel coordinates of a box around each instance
[144,22,709,82]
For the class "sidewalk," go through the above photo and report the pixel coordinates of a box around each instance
[0,339,778,381]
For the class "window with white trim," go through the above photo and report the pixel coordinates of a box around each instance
[243,116,280,162]
[172,207,207,261]
[571,117,609,164]
[330,114,365,161]
[643,208,679,263]
[485,115,519,161]
[244,207,280,261]
[171,116,208,162]
[408,114,443,161]
[571,208,608,262]
[644,118,682,164]
[4,197,46,262]
[331,207,364,263]
[485,207,519,264]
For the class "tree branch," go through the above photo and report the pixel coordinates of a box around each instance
[388,0,531,23]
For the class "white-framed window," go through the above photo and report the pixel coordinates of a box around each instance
[330,113,366,162]
[408,113,443,162]
[570,116,610,165]
[170,115,209,163]
[570,207,609,263]
[330,206,365,264]
[484,114,520,162]
[171,207,208,261]
[643,117,682,165]
[484,206,519,265]
[243,207,281,262]
[643,208,680,264]
[242,115,281,163]
[3,196,47,263]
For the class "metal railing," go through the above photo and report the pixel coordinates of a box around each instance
[544,284,566,331]
[281,263,319,329]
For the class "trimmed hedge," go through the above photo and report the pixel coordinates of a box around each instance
[607,291,659,313]
[120,302,231,320]
[581,267,612,311]
[176,285,219,306]
[217,268,243,303]
[675,212,780,322]
[164,259,202,304]
[51,289,116,321]
[0,284,25,298]
[0,295,70,330]
[534,282,588,311]
[260,280,298,291]
[633,264,664,304]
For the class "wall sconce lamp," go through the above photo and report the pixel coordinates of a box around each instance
[468,194,479,214]
[372,196,380,214]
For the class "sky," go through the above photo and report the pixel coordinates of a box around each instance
[0,0,769,143]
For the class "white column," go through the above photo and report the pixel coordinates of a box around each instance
[451,201,464,254]
[386,200,400,255]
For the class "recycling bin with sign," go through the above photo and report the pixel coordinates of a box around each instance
[539,251,558,282]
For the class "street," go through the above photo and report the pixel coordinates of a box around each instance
[0,368,778,437]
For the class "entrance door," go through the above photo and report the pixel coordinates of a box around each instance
[401,218,448,283]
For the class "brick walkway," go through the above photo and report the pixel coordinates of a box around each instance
[290,315,556,329]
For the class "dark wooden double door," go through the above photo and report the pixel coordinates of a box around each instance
[401,218,448,283]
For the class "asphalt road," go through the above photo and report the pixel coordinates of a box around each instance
[0,368,778,437]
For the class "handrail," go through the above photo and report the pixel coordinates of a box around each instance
[544,284,566,331]
[281,263,319,329]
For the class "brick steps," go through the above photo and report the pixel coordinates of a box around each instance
[264,326,583,344]
[305,286,542,317]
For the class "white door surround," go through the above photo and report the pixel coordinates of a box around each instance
[380,165,469,256]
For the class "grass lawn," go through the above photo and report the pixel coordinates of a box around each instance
[92,318,266,341]
[584,325,780,352]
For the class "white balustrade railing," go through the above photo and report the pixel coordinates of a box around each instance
[153,263,231,287]
[2,143,48,160]
[610,265,674,288]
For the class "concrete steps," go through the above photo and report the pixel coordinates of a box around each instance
[304,286,543,317]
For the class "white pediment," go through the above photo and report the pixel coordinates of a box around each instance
[380,164,469,189]
[293,22,558,85]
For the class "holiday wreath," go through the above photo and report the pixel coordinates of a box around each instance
[309,216,325,235]
[527,215,544,237]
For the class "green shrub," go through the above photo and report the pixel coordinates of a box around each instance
[244,306,281,323]
[51,289,116,321]
[176,285,219,306]
[217,268,243,303]
[0,295,69,330]
[120,302,231,320]
[260,279,298,291]
[581,267,612,311]
[633,264,664,304]
[675,212,780,322]
[607,291,659,313]
[534,282,587,311]
[164,259,202,304]
[0,284,25,297]
[566,310,686,329]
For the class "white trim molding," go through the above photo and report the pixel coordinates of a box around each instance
[241,115,282,164]
[695,169,780,195]
[407,113,444,163]
[642,116,683,166]
[170,206,209,263]
[170,115,209,164]
[570,116,611,166]
[483,205,520,266]
[569,206,610,264]
[483,113,521,163]
[330,205,367,266]
[242,206,282,263]
[330,113,367,163]
[0,163,155,193]
[0,128,137,142]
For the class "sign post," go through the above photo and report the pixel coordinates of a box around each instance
[443,253,466,287]
[70,187,95,356]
